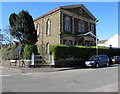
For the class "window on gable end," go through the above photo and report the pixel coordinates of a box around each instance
[81,21,85,32]
[46,20,51,36]
[36,23,40,36]
[78,21,82,32]
[65,17,71,32]
[79,7,82,15]
[91,24,94,33]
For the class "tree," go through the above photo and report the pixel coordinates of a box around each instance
[2,27,14,44]
[9,10,37,45]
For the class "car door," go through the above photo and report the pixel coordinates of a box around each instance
[98,56,103,66]
[100,56,106,66]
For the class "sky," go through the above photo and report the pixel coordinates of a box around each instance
[1,2,118,41]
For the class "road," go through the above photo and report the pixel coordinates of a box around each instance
[1,64,119,92]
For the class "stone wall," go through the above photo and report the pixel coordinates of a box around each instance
[34,10,61,54]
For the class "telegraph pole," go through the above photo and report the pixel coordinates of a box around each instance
[95,20,99,56]
[0,29,2,63]
[96,35,98,56]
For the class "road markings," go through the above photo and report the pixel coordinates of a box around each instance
[0,75,11,77]
[21,73,33,75]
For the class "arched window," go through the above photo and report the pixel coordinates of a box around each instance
[78,21,82,32]
[91,24,94,33]
[81,21,85,32]
[46,43,50,54]
[36,24,40,36]
[79,7,82,14]
[65,40,71,46]
[46,20,51,36]
[65,17,71,31]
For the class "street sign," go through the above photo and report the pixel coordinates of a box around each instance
[18,47,23,52]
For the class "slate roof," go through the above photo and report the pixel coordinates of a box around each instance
[34,4,97,21]
[98,40,108,44]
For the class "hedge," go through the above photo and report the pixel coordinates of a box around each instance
[24,44,38,59]
[50,45,120,61]
[2,46,19,60]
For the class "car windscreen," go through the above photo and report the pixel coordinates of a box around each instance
[89,56,99,60]
[113,56,118,59]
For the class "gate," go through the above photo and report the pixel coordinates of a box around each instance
[31,53,54,67]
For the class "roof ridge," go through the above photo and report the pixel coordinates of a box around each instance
[34,4,97,21]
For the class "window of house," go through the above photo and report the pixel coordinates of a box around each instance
[65,40,71,46]
[46,20,51,36]
[78,21,82,32]
[36,24,40,36]
[65,17,71,31]
[46,43,50,54]
[91,24,94,33]
[79,7,82,14]
[81,21,85,32]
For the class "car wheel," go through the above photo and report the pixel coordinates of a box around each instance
[106,62,109,67]
[96,63,99,68]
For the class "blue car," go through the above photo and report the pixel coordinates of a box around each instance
[85,55,110,68]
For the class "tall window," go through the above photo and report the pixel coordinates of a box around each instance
[65,17,71,31]
[36,24,40,36]
[78,21,82,32]
[46,43,50,54]
[81,21,85,32]
[46,20,51,35]
[79,7,82,15]
[91,24,94,33]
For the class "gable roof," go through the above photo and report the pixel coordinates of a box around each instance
[98,40,108,44]
[34,4,97,21]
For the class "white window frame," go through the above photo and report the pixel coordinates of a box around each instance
[65,17,71,31]
[46,43,50,54]
[36,24,40,36]
[46,20,51,36]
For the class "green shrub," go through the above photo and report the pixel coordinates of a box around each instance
[8,47,19,60]
[24,44,38,59]
[2,46,19,60]
[50,45,120,61]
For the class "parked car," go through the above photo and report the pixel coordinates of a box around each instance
[111,56,120,64]
[85,55,110,68]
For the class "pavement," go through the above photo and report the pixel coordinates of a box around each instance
[0,60,85,73]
